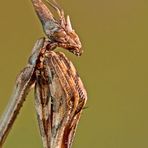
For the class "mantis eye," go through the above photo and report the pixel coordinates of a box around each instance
[54,30,67,38]
[53,30,68,43]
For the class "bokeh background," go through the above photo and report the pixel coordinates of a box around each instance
[0,0,148,147]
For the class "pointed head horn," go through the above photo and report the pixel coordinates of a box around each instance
[66,15,73,32]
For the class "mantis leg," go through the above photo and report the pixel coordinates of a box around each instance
[0,37,45,146]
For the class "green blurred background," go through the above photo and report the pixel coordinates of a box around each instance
[0,0,148,147]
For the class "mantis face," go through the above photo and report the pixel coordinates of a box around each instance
[32,0,82,56]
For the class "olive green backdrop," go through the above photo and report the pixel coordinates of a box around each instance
[0,0,148,148]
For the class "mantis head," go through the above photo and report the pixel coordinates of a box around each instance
[32,0,82,56]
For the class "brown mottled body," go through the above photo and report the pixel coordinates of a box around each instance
[0,0,87,148]
[35,50,87,148]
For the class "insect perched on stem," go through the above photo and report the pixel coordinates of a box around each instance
[0,0,87,148]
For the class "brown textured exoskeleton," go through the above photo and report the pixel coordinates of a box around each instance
[0,0,87,148]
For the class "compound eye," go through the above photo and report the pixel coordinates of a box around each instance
[54,30,67,39]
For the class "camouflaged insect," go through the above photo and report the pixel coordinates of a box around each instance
[0,0,87,148]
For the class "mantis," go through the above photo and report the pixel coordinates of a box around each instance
[0,0,87,148]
